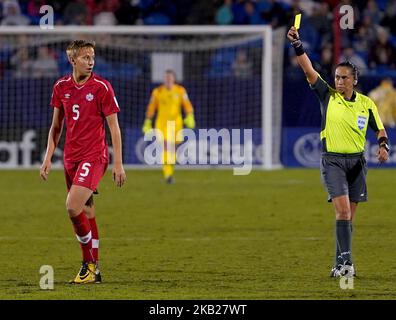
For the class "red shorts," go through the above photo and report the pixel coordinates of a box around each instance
[64,158,108,192]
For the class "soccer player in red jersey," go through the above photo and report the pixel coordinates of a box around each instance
[40,40,126,284]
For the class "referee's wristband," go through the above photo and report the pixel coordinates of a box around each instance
[378,137,390,152]
[291,39,305,56]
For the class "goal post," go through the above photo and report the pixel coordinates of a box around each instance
[0,25,284,170]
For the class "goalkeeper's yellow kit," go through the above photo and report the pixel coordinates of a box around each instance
[146,84,194,143]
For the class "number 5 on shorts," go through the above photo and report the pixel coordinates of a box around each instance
[80,163,91,177]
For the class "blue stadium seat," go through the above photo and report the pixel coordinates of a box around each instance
[161,0,177,21]
[376,0,388,11]
[114,63,143,78]
[0,48,12,63]
[29,16,41,25]
[375,64,392,75]
[206,49,236,78]
[232,2,247,24]
[18,1,29,14]
[256,1,271,12]
[279,1,291,10]
[139,0,157,10]
[389,35,396,49]
[355,51,368,65]
[143,12,171,25]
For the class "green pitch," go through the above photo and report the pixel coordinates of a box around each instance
[0,169,395,299]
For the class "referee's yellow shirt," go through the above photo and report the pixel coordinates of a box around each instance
[310,75,384,154]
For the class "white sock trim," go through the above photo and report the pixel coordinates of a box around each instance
[92,239,99,249]
[76,231,92,244]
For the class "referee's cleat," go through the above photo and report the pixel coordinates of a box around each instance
[69,262,101,284]
[330,261,356,278]
[340,261,355,278]
[330,264,342,278]
[165,176,175,184]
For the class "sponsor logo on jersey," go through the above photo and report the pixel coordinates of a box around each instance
[86,93,94,101]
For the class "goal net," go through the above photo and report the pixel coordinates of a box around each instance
[0,26,284,169]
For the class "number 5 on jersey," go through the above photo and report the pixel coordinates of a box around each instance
[72,104,80,120]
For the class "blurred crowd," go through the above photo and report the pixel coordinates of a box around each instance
[1,0,396,126]
[282,0,396,78]
[1,1,396,76]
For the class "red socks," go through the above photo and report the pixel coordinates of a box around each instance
[70,212,94,262]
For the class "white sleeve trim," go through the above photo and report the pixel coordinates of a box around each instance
[54,77,71,87]
[94,78,109,91]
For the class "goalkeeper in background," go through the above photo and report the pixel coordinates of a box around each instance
[142,69,196,184]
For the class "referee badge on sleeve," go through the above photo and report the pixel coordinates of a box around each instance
[357,115,367,130]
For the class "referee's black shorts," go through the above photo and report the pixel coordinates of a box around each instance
[320,152,368,203]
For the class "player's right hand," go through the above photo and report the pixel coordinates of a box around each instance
[287,26,300,42]
[142,118,152,134]
[40,160,51,181]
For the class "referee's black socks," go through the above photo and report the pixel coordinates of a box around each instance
[336,220,352,263]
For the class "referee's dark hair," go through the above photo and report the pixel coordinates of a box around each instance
[336,61,359,85]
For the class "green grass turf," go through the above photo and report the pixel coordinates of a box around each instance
[0,169,395,299]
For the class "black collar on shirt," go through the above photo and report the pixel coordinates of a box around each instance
[344,91,356,102]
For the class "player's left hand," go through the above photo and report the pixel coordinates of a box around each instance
[184,113,196,129]
[112,164,126,187]
[377,147,389,163]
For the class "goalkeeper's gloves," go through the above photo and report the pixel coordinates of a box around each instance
[142,118,152,134]
[184,113,196,129]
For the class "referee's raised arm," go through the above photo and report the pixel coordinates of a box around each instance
[287,26,318,85]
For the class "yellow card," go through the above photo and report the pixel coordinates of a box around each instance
[294,13,301,29]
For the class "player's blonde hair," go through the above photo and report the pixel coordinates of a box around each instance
[66,40,95,62]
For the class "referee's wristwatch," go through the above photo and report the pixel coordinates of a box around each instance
[380,143,390,152]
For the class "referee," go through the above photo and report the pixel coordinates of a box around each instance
[287,26,390,278]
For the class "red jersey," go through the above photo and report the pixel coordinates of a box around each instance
[50,73,120,162]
